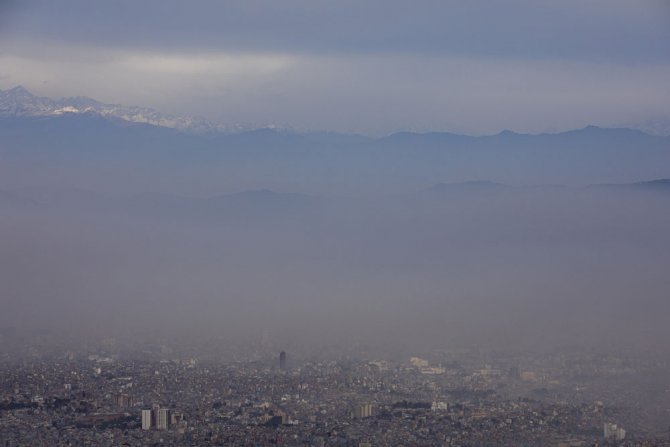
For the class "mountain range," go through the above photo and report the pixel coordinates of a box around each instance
[0,86,230,134]
[3,85,670,139]
[0,86,669,195]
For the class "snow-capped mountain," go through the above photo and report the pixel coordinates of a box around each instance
[0,86,230,134]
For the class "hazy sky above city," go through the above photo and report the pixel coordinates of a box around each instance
[1,0,670,134]
[1,1,670,356]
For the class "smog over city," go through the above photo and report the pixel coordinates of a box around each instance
[1,1,670,445]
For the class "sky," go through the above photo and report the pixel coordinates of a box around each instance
[1,0,670,359]
[1,0,670,135]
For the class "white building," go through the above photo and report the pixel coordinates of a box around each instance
[142,406,172,430]
[604,422,626,441]
[141,409,152,430]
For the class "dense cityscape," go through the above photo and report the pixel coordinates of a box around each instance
[2,336,670,446]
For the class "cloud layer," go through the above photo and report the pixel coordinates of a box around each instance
[1,1,669,133]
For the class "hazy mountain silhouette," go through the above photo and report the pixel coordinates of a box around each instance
[590,178,670,192]
[1,88,669,194]
[426,181,510,194]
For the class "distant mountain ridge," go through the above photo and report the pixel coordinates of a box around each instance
[0,86,231,134]
[1,86,669,194]
[590,178,670,191]
[2,86,668,140]
[3,179,666,209]
[428,179,670,194]
[427,180,510,193]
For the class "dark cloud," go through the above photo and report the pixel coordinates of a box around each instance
[6,0,670,62]
[0,0,19,31]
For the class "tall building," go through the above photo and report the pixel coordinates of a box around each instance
[353,403,374,419]
[604,422,626,441]
[115,393,133,407]
[157,408,171,430]
[141,410,152,430]
[279,351,287,370]
[142,406,173,430]
[152,404,160,428]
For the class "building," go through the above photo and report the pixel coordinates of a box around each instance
[115,393,133,407]
[157,408,171,430]
[410,357,429,368]
[604,422,626,441]
[279,351,287,370]
[431,401,448,411]
[354,403,374,419]
[170,410,184,427]
[141,409,152,430]
[142,406,172,430]
[420,365,446,375]
[152,404,160,428]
